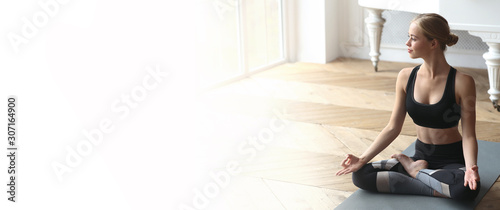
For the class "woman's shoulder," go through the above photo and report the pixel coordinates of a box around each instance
[453,69,476,98]
[396,67,417,92]
[397,67,416,81]
[454,69,475,87]
[399,67,415,75]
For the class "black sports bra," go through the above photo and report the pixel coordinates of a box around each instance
[405,65,461,129]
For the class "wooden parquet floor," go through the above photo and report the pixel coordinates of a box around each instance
[198,58,500,209]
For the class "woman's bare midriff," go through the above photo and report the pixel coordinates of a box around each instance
[415,125,462,145]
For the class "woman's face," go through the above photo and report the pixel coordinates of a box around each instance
[406,22,433,59]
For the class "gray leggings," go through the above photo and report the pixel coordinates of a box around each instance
[352,140,480,200]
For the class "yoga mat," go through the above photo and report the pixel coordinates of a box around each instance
[335,140,500,210]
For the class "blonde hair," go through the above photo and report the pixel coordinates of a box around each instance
[412,13,458,51]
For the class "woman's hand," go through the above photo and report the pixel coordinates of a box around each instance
[336,154,365,176]
[464,165,480,190]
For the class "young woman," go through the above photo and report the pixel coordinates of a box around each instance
[336,13,480,200]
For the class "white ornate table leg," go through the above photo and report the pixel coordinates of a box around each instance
[469,31,500,111]
[484,42,500,111]
[364,8,385,72]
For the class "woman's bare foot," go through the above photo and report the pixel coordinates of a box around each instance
[391,154,428,178]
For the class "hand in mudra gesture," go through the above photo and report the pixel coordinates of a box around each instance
[336,154,366,176]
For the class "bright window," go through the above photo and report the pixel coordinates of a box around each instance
[197,0,285,87]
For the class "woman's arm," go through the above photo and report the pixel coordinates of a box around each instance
[358,68,409,163]
[336,68,410,175]
[457,72,480,190]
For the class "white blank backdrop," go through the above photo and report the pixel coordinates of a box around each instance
[0,1,208,209]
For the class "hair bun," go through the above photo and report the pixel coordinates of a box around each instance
[447,33,459,46]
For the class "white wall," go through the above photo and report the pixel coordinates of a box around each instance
[286,0,339,64]
[325,0,340,62]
